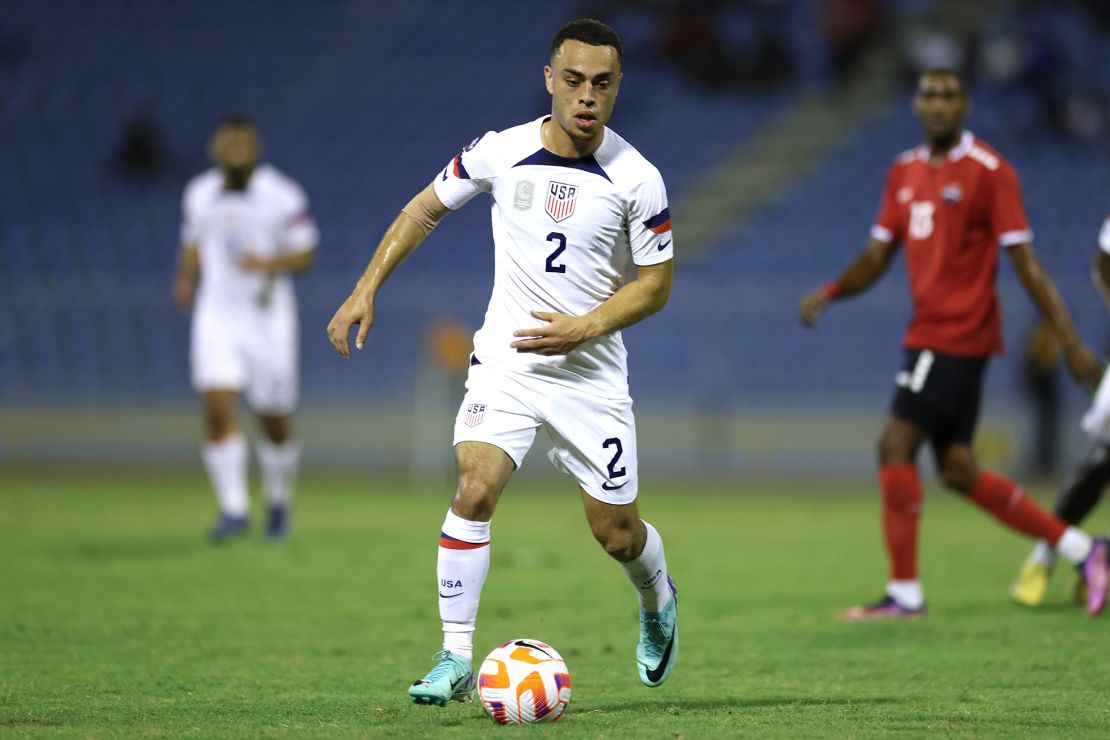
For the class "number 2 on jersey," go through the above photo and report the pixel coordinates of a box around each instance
[545,232,567,274]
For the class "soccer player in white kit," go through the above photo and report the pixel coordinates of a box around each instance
[327,20,679,705]
[174,116,318,542]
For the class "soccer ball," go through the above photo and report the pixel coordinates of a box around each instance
[477,639,572,724]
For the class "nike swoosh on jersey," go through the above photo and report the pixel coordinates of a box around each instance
[657,239,671,251]
[644,629,676,684]
[439,592,464,599]
[601,480,628,491]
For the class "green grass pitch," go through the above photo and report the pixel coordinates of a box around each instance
[2,469,1110,737]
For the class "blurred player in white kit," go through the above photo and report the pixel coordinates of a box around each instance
[173,115,318,542]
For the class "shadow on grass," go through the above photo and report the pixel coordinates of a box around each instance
[578,696,905,714]
[52,538,200,561]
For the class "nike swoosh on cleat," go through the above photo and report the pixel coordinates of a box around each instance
[657,239,671,251]
[601,480,628,491]
[644,630,675,684]
[439,592,464,598]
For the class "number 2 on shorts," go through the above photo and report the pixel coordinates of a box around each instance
[603,437,627,479]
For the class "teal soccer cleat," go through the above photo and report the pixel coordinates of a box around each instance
[637,577,678,687]
[408,650,475,706]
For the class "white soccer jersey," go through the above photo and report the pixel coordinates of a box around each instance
[181,164,318,318]
[433,116,674,397]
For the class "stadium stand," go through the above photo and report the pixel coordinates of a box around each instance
[2,0,1109,472]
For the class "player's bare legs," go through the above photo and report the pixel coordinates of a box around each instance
[581,492,677,686]
[254,413,299,541]
[202,389,238,442]
[199,389,249,542]
[580,492,647,562]
[843,416,928,620]
[410,441,514,706]
[451,441,515,521]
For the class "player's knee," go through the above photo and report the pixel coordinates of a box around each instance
[591,523,636,562]
[877,433,911,466]
[259,416,290,443]
[452,475,500,521]
[938,462,975,494]
[203,413,235,441]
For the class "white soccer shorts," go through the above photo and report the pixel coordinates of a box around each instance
[190,307,298,415]
[452,364,639,504]
[1082,368,1110,444]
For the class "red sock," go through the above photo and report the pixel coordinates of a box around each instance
[879,463,923,581]
[969,471,1067,545]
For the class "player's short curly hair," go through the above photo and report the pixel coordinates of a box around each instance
[919,68,967,93]
[551,19,622,63]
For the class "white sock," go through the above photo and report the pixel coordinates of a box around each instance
[201,434,248,518]
[438,509,490,661]
[621,520,672,613]
[255,438,301,508]
[1030,539,1056,567]
[1056,527,1093,565]
[886,579,924,610]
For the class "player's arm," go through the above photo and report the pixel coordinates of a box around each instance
[799,236,898,327]
[1093,250,1110,310]
[326,183,451,358]
[511,260,672,356]
[241,248,316,275]
[1009,241,1101,388]
[173,243,200,313]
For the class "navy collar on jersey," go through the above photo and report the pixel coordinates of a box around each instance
[513,120,612,182]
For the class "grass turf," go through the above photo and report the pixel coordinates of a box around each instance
[2,469,1109,737]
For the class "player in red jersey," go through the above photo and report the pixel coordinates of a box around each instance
[800,68,1110,619]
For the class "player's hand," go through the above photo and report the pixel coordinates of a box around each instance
[1062,339,1103,391]
[172,276,195,313]
[799,288,830,327]
[240,254,274,273]
[326,292,375,359]
[511,311,594,356]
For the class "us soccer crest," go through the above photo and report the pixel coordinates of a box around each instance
[464,404,486,427]
[545,181,577,223]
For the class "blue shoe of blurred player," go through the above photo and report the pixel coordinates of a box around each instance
[208,514,248,543]
[637,577,678,687]
[266,505,289,541]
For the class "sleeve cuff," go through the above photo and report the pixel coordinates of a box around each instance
[999,229,1033,248]
[870,225,894,243]
[632,251,673,267]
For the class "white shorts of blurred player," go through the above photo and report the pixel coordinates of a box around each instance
[452,364,639,505]
[1082,369,1110,445]
[190,307,298,415]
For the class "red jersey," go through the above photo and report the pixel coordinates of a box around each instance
[872,131,1032,357]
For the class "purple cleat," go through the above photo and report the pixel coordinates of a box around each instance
[840,595,926,622]
[1081,538,1108,616]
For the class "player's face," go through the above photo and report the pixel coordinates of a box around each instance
[211,125,260,174]
[545,40,622,147]
[912,74,969,141]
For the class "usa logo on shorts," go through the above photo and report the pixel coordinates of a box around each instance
[464,404,486,427]
[545,182,577,223]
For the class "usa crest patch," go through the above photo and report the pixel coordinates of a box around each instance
[464,404,486,427]
[545,182,577,223]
